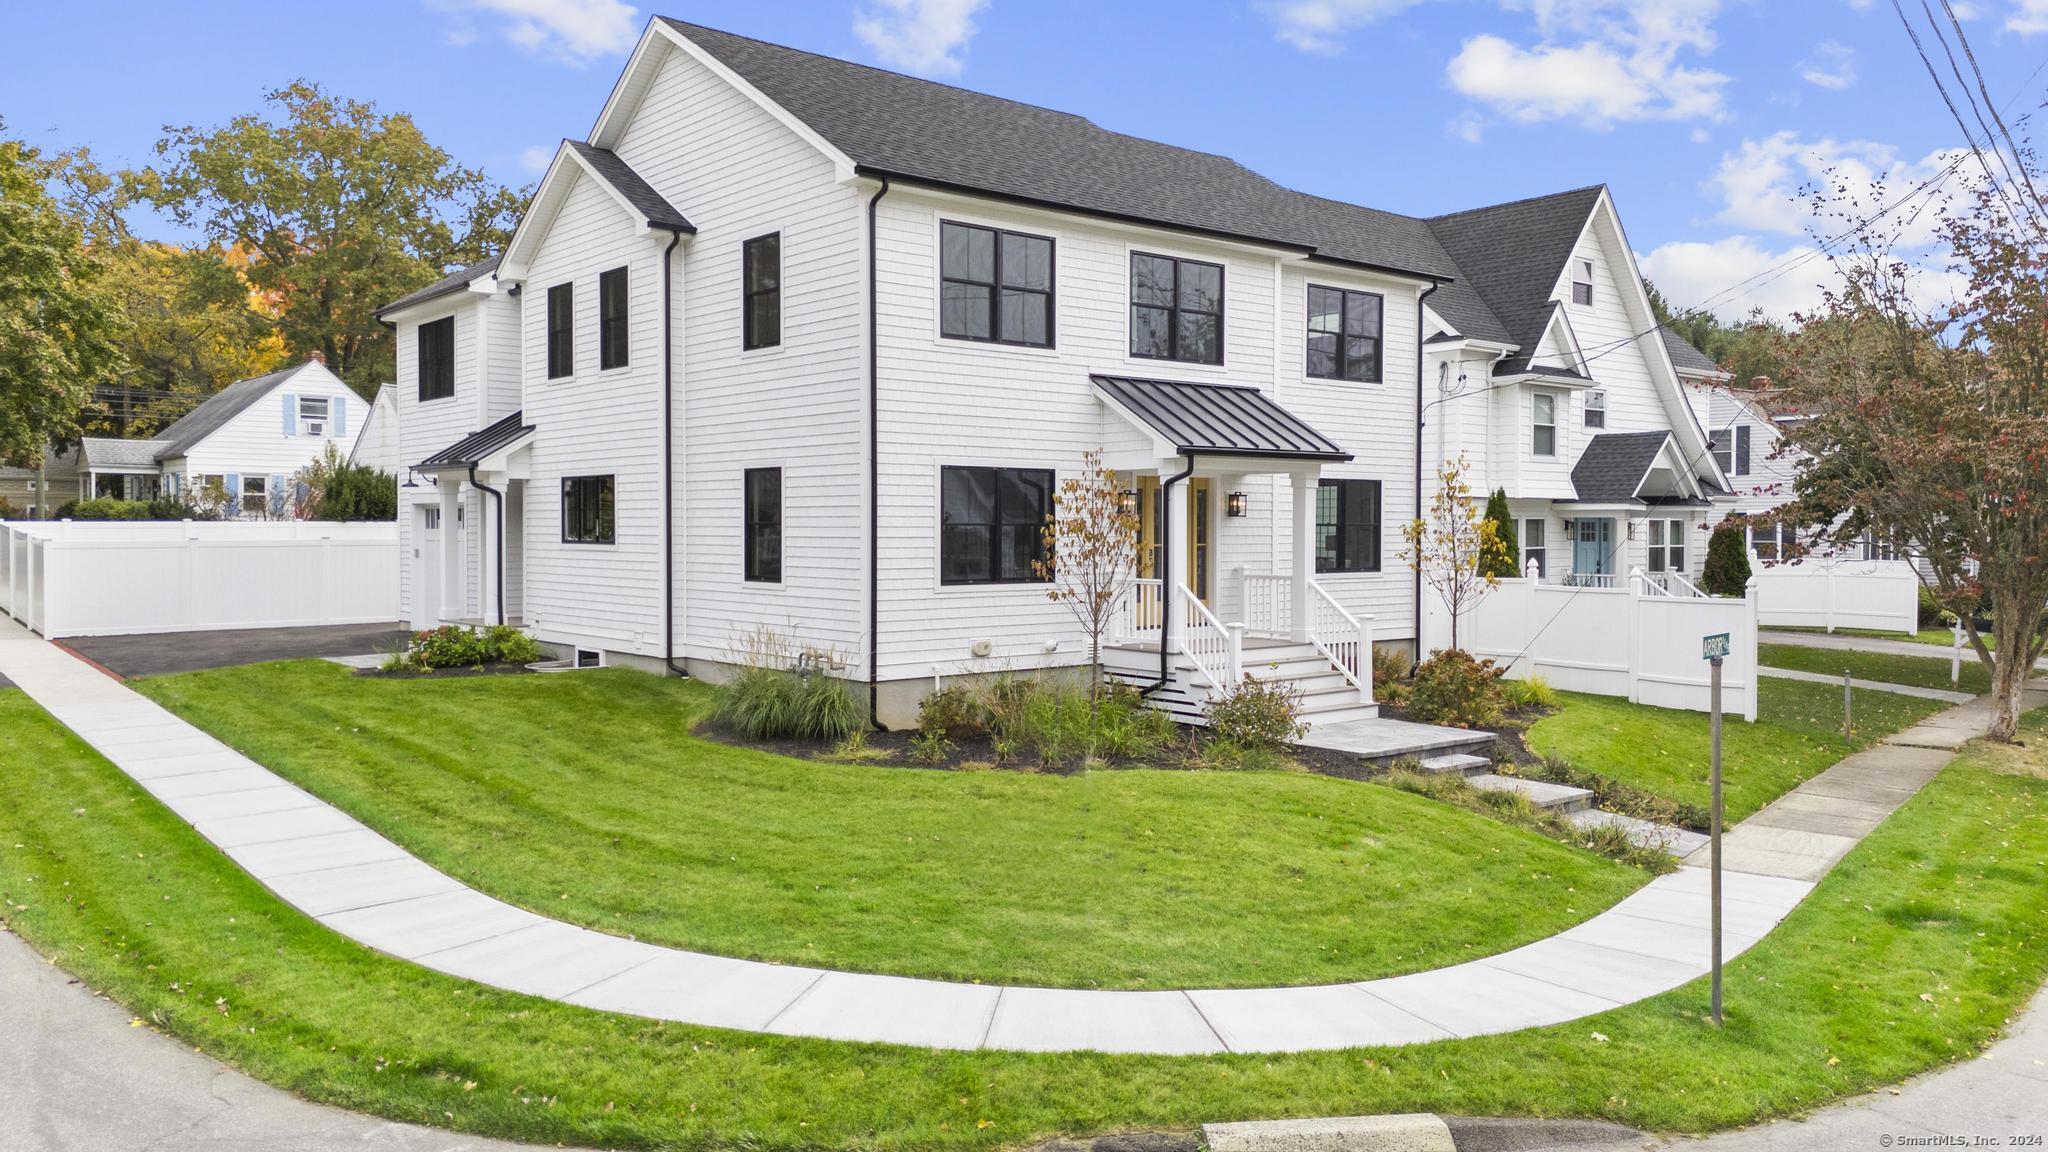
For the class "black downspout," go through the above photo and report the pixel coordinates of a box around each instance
[1414,283,1440,668]
[1145,453,1198,695]
[467,463,505,627]
[658,226,688,677]
[866,177,891,727]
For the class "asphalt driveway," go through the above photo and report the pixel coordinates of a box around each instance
[60,622,409,679]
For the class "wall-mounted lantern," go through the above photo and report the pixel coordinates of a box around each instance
[1227,491,1249,518]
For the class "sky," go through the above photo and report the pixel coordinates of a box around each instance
[9,0,2048,324]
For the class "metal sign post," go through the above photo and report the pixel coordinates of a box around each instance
[1702,632,1728,1027]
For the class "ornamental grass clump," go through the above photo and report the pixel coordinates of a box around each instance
[710,663,862,742]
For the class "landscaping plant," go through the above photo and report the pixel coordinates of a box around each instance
[1700,521,1751,596]
[383,624,544,672]
[1406,648,1509,729]
[1203,674,1307,754]
[1403,454,1504,651]
[1478,486,1520,578]
[710,663,862,742]
[1034,448,1140,714]
[292,441,397,521]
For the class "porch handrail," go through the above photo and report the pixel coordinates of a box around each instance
[1177,583,1241,691]
[1242,573,1290,638]
[1635,567,1672,597]
[1666,571,1709,598]
[1308,580,1373,704]
[1113,578,1165,644]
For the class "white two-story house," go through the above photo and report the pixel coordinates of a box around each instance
[377,17,1722,728]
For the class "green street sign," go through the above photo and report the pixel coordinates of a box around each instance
[1702,632,1731,660]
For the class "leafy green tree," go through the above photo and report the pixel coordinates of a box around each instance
[0,125,126,479]
[1643,278,1791,388]
[1478,487,1519,577]
[1700,522,1751,596]
[130,82,524,397]
[292,442,395,521]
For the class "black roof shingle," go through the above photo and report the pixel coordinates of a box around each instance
[1658,325,1723,376]
[376,254,502,319]
[1426,186,1606,366]
[564,140,695,233]
[1569,430,1672,502]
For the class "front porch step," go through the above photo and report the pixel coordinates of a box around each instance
[1418,752,1493,777]
[1466,773,1597,815]
[1295,716,1496,766]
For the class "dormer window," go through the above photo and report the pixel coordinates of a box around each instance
[298,396,330,437]
[1571,260,1593,307]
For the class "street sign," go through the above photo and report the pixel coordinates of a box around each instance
[1708,651,1725,1026]
[1702,632,1731,661]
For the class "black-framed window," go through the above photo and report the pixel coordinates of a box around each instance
[599,266,629,370]
[561,475,614,544]
[1315,479,1381,573]
[1306,285,1382,382]
[743,233,780,350]
[743,467,782,583]
[417,317,454,401]
[546,283,574,379]
[939,221,1054,347]
[1571,259,1594,307]
[939,466,1052,584]
[1522,518,1547,577]
[1130,252,1223,364]
[1647,518,1687,573]
[1584,389,1606,428]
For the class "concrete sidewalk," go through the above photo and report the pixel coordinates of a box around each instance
[0,616,1997,1056]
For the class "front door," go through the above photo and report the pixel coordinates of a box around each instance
[417,504,442,625]
[1134,475,1213,606]
[1572,517,1614,578]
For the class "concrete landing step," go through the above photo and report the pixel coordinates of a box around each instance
[1566,808,1708,856]
[1417,752,1491,777]
[1467,773,1595,814]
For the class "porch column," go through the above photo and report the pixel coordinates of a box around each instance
[477,479,499,626]
[1291,471,1316,642]
[438,481,461,626]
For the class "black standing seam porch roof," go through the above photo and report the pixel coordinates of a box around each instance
[417,410,535,470]
[1091,375,1352,462]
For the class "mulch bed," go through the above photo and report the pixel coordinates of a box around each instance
[706,721,1370,776]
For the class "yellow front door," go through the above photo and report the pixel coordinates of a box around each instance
[1134,475,1211,607]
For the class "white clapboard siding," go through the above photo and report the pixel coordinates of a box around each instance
[392,294,496,626]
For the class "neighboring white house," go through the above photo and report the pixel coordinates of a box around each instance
[77,358,364,518]
[350,383,403,476]
[377,18,1735,728]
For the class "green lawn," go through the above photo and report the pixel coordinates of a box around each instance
[1767,625,1970,648]
[1760,643,1990,695]
[1525,679,1949,822]
[6,687,2045,1150]
[131,661,1644,990]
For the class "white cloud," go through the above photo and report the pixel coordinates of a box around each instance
[519,145,556,175]
[854,0,988,76]
[1444,0,1730,127]
[1258,0,1427,53]
[1797,39,1855,90]
[2011,0,2048,34]
[1638,236,1832,323]
[1705,132,1965,248]
[1450,112,1486,142]
[430,0,640,64]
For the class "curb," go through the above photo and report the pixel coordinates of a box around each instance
[1196,1115,1642,1152]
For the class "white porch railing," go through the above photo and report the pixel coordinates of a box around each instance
[1113,578,1165,644]
[1550,571,1621,589]
[1243,573,1290,638]
[1309,582,1374,703]
[1178,584,1243,689]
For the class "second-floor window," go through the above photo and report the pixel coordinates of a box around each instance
[744,467,782,583]
[599,266,629,370]
[1130,252,1223,364]
[562,475,615,544]
[743,233,780,350]
[1532,392,1557,456]
[940,221,1054,347]
[298,396,330,437]
[1584,390,1606,428]
[418,317,454,401]
[1571,259,1594,306]
[546,283,574,379]
[1306,285,1382,382]
[1734,423,1751,475]
[940,465,1052,585]
[1315,478,1381,573]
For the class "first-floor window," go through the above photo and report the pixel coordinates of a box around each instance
[1647,518,1687,572]
[1315,478,1381,573]
[562,475,615,544]
[1522,518,1546,577]
[241,475,267,517]
[744,467,782,582]
[940,466,1052,584]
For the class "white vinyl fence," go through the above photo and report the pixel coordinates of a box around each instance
[1441,564,1760,722]
[1750,554,1920,634]
[0,520,398,639]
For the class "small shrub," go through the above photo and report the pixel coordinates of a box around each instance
[711,665,862,742]
[1500,674,1558,711]
[1700,522,1752,595]
[916,685,984,739]
[0,495,20,519]
[411,625,493,668]
[1917,586,1945,629]
[480,625,544,665]
[1205,676,1307,749]
[1094,684,1176,761]
[908,729,954,765]
[1371,645,1411,691]
[1406,649,1507,729]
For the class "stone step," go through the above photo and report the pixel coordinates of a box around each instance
[1566,809,1708,857]
[1298,703,1382,729]
[1417,752,1492,777]
[1467,773,1596,814]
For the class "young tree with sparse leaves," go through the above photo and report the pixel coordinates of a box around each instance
[1404,455,1502,653]
[1035,449,1140,704]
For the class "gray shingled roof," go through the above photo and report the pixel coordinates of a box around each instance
[1092,375,1351,461]
[1658,325,1723,376]
[564,140,695,233]
[1427,186,1605,366]
[79,437,170,470]
[0,446,80,479]
[418,410,535,469]
[151,364,310,461]
[377,254,502,319]
[659,19,1458,282]
[1569,430,1672,502]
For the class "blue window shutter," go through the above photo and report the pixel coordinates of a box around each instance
[226,473,241,501]
[333,395,347,439]
[269,473,285,515]
[282,394,297,437]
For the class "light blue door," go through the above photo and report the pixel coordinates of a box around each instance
[1573,518,1614,577]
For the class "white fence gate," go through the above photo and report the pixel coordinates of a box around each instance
[1439,565,1760,722]
[1749,554,1920,634]
[0,520,398,639]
